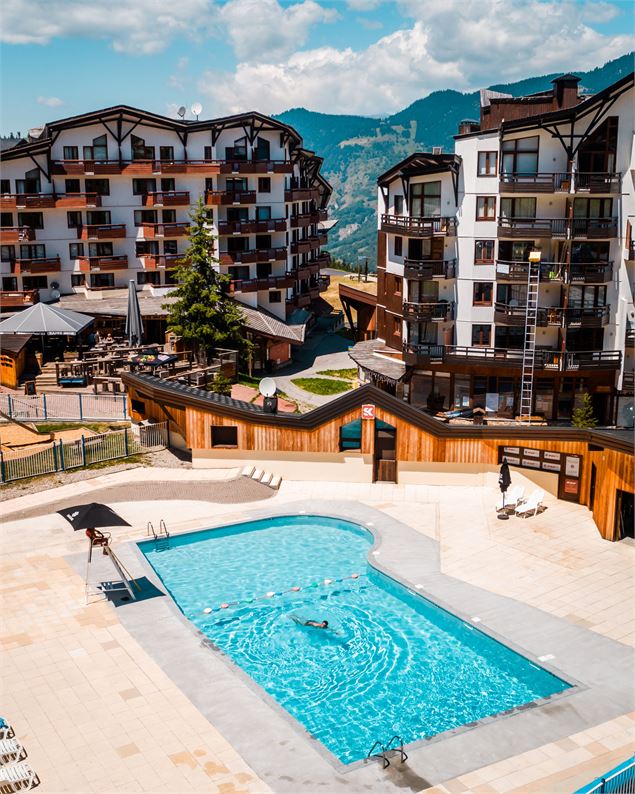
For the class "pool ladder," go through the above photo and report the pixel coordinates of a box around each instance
[147,520,170,551]
[367,735,408,769]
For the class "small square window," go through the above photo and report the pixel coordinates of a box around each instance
[67,211,82,228]
[473,282,493,305]
[69,243,84,258]
[211,426,238,447]
[476,196,496,220]
[477,152,497,176]
[0,213,13,228]
[71,273,86,286]
[131,399,146,414]
[471,324,491,346]
[269,290,282,303]
[394,236,403,257]
[65,179,81,193]
[63,146,79,160]
[475,240,495,263]
[258,177,271,193]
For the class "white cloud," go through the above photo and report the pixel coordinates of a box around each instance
[218,0,337,62]
[36,96,64,107]
[346,0,381,9]
[199,0,629,116]
[1,0,217,54]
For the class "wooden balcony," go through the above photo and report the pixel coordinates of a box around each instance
[205,190,257,206]
[290,240,312,255]
[497,217,618,239]
[404,258,456,279]
[294,294,312,307]
[140,254,184,270]
[142,191,190,207]
[1,193,56,209]
[53,159,123,175]
[402,343,621,371]
[78,255,129,272]
[53,159,221,175]
[12,257,61,274]
[77,224,126,240]
[55,193,101,208]
[315,252,331,267]
[219,159,293,174]
[499,172,571,193]
[230,274,295,294]
[295,263,321,280]
[140,222,190,239]
[403,301,454,322]
[0,290,39,308]
[217,218,287,235]
[381,214,457,237]
[219,247,287,265]
[289,210,326,228]
[495,260,613,283]
[0,226,36,243]
[494,302,610,327]
[574,173,620,193]
[284,187,320,202]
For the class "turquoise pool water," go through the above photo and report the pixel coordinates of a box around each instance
[138,515,570,764]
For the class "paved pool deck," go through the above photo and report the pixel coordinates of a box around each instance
[1,468,634,793]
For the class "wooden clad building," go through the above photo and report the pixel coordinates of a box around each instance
[122,373,634,542]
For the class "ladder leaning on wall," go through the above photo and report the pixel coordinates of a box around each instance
[518,254,542,423]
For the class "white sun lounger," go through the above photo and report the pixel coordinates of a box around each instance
[515,489,545,517]
[0,737,24,763]
[0,761,38,790]
[496,486,524,512]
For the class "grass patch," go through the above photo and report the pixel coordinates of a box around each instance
[316,368,358,380]
[291,377,352,395]
[34,422,129,434]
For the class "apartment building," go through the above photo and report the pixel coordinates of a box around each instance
[0,106,331,365]
[352,72,634,425]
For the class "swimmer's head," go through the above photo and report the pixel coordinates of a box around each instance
[322,620,328,627]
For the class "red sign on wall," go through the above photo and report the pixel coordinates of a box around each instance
[361,404,375,420]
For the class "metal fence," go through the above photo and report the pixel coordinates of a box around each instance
[575,756,635,794]
[0,392,128,422]
[0,422,168,484]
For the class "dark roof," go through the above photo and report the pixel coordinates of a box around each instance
[0,333,32,355]
[122,373,635,455]
[377,153,461,186]
[348,339,406,382]
[552,73,582,83]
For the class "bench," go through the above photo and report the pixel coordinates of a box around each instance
[59,376,87,388]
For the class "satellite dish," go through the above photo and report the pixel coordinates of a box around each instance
[177,106,186,119]
[191,102,202,119]
[50,281,60,290]
[259,377,276,397]
[50,289,61,301]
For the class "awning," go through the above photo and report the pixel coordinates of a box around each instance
[0,303,93,335]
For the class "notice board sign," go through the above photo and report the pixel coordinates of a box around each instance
[498,446,582,504]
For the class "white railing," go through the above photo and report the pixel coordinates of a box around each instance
[0,392,128,421]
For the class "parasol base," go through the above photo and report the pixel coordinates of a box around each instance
[497,511,510,520]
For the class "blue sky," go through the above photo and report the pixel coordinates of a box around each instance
[1,0,633,134]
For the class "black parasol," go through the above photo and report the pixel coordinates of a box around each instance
[57,502,131,531]
[497,459,512,520]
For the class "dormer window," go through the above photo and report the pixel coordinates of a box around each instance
[254,137,270,161]
[132,134,155,161]
[83,134,108,162]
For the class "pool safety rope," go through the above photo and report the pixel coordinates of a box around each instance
[201,572,364,615]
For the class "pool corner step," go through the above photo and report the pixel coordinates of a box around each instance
[241,467,282,490]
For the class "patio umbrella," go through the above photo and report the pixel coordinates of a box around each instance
[57,502,131,531]
[497,459,512,520]
[125,280,144,347]
[0,302,93,335]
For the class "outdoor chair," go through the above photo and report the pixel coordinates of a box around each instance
[0,737,25,764]
[0,719,13,739]
[515,489,545,518]
[496,486,524,512]
[0,761,38,790]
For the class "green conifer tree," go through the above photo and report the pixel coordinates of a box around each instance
[571,392,598,428]
[164,198,249,364]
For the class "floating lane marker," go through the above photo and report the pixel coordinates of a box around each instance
[203,608,212,614]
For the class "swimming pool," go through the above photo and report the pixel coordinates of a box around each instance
[138,515,571,764]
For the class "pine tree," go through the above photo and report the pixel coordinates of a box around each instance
[164,198,249,364]
[571,392,598,428]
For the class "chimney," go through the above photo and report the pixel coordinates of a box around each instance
[458,119,480,135]
[551,74,581,109]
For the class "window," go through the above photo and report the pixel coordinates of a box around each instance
[339,419,362,451]
[136,241,159,256]
[255,234,271,250]
[228,265,250,280]
[162,209,176,224]
[258,177,271,193]
[67,211,82,228]
[71,273,86,287]
[394,236,403,257]
[131,399,146,414]
[84,179,110,196]
[471,324,491,346]
[228,137,247,161]
[498,241,534,261]
[496,284,527,305]
[16,169,40,194]
[69,243,84,258]
[90,273,115,288]
[17,213,44,229]
[132,178,156,196]
[269,290,281,303]
[163,240,178,254]
[211,425,238,447]
[226,177,248,192]
[88,242,113,257]
[134,210,157,226]
[63,146,79,160]
[254,137,270,161]
[164,269,178,285]
[410,181,441,217]
[0,213,13,227]
[160,178,175,191]
[573,198,613,218]
[86,210,110,225]
[227,236,249,253]
[499,198,536,219]
[20,244,46,259]
[257,262,272,278]
[2,276,17,290]
[0,179,10,194]
[475,240,495,263]
[204,146,213,161]
[476,196,496,220]
[137,271,160,285]
[394,195,404,215]
[393,275,402,295]
[159,146,174,161]
[473,282,493,305]
[83,135,107,161]
[501,136,539,175]
[22,276,48,289]
[205,177,215,192]
[256,206,271,220]
[477,152,497,176]
[65,179,81,193]
[131,135,155,160]
[1,246,15,262]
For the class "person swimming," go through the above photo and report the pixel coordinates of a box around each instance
[291,615,328,629]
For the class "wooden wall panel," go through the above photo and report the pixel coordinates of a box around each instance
[587,448,635,541]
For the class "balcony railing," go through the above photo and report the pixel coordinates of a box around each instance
[627,242,635,261]
[0,290,39,308]
[139,222,190,239]
[205,190,257,206]
[77,224,126,240]
[403,301,454,322]
[290,210,327,228]
[0,193,56,209]
[497,217,618,238]
[0,226,36,243]
[230,274,295,294]
[52,159,124,174]
[78,255,129,272]
[574,172,621,193]
[219,159,293,174]
[315,252,331,267]
[142,191,191,207]
[55,193,101,208]
[217,218,287,235]
[381,214,457,237]
[404,258,456,279]
[219,247,287,265]
[140,254,184,270]
[495,260,613,283]
[494,302,610,327]
[284,185,320,202]
[402,343,621,370]
[295,262,321,280]
[12,257,61,274]
[499,172,571,193]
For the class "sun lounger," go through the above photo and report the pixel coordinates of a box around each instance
[496,486,524,512]
[0,761,38,790]
[515,489,545,517]
[0,737,24,763]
